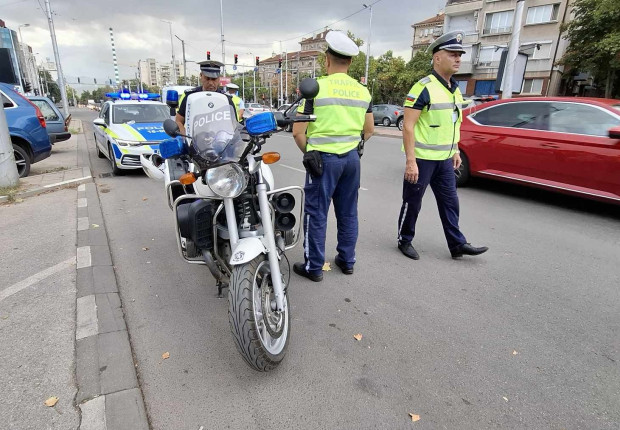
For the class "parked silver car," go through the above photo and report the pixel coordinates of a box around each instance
[28,96,71,144]
[372,104,404,130]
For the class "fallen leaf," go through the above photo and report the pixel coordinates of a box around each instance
[44,397,59,407]
[503,396,508,402]
[162,352,170,359]
[353,333,363,341]
[1,316,8,320]
[409,413,420,422]
[91,224,99,228]
[142,197,148,201]
[322,262,331,271]
[142,247,149,251]
[512,350,518,355]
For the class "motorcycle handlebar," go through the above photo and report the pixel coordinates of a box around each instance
[272,111,316,128]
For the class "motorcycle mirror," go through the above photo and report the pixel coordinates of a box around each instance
[163,119,180,137]
[299,78,319,99]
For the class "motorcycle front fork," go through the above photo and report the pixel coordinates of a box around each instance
[223,167,285,312]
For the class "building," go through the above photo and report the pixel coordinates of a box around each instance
[443,0,570,96]
[411,13,445,58]
[0,19,31,93]
[138,58,182,88]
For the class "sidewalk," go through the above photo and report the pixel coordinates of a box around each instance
[373,125,401,139]
[0,115,148,430]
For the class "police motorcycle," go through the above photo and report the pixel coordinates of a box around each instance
[140,79,319,371]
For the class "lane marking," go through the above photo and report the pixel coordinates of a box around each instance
[77,217,89,231]
[0,258,75,303]
[77,198,88,208]
[43,176,92,189]
[77,246,92,269]
[79,395,106,430]
[76,295,98,340]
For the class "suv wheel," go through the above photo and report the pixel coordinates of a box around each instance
[397,117,404,131]
[382,117,391,127]
[13,144,31,178]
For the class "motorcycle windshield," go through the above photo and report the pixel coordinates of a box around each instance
[190,105,245,167]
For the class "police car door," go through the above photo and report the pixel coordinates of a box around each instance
[95,104,110,150]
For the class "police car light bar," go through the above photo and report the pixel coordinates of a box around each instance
[105,92,161,100]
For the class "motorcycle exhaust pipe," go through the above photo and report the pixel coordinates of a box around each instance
[273,192,295,214]
[202,251,223,282]
[275,212,296,232]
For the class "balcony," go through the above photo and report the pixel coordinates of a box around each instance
[482,26,512,35]
[446,0,483,14]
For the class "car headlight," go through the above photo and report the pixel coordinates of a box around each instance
[115,139,143,147]
[206,163,246,198]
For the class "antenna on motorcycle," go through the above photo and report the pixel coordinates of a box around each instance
[282,78,320,117]
[163,119,190,139]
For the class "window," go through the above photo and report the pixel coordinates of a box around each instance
[547,102,620,136]
[470,102,552,130]
[31,100,59,121]
[478,46,504,66]
[522,78,544,94]
[457,80,468,94]
[524,42,553,59]
[112,104,171,124]
[483,10,514,35]
[1,91,14,108]
[526,4,560,25]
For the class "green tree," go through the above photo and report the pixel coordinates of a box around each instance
[79,90,92,104]
[40,70,60,102]
[560,0,620,98]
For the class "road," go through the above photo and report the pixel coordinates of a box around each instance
[75,109,620,429]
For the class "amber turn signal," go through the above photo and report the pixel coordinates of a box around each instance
[179,172,197,185]
[262,152,281,164]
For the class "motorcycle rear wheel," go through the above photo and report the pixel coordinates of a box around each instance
[228,255,290,371]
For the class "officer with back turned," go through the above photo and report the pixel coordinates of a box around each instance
[292,30,374,282]
[397,30,488,260]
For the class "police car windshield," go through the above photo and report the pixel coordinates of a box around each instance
[112,104,171,124]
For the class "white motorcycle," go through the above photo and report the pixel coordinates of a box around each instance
[141,79,318,371]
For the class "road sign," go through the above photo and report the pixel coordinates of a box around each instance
[254,67,258,72]
[232,65,237,71]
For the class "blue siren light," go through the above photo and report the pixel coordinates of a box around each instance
[159,137,187,159]
[245,112,277,136]
[105,92,161,101]
[166,90,179,103]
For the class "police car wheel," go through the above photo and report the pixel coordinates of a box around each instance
[455,151,470,187]
[108,143,122,175]
[382,117,391,127]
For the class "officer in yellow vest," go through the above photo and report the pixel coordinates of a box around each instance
[292,30,374,282]
[225,83,245,122]
[397,30,488,260]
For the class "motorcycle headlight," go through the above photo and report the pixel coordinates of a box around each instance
[206,163,246,198]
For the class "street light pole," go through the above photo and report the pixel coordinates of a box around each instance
[44,0,69,116]
[161,20,177,84]
[219,0,226,76]
[502,0,525,99]
[175,35,188,85]
[363,3,373,86]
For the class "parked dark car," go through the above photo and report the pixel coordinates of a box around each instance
[372,104,404,130]
[458,97,620,204]
[28,96,71,143]
[1,82,52,177]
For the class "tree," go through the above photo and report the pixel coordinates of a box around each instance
[40,70,60,102]
[560,0,620,98]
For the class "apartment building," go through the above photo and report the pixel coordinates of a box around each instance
[411,13,445,58]
[138,58,182,88]
[443,0,570,96]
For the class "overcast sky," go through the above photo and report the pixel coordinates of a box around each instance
[2,0,444,83]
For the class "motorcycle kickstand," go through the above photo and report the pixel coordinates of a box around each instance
[216,281,228,299]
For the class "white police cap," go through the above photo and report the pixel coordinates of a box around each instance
[226,83,239,89]
[325,30,359,58]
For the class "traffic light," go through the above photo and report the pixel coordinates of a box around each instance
[24,82,32,92]
[94,78,97,84]
[234,54,238,64]
[255,56,259,66]
[207,51,211,60]
[77,77,81,83]
[278,58,282,68]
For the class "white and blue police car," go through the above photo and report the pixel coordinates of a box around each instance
[93,91,171,174]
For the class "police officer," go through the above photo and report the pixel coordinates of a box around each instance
[225,83,245,121]
[292,30,374,282]
[397,30,488,260]
[175,60,236,134]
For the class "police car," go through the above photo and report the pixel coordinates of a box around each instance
[92,92,171,174]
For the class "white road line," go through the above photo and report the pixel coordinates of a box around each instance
[77,217,90,231]
[0,258,75,303]
[79,395,106,430]
[77,246,92,269]
[77,198,88,208]
[76,295,98,340]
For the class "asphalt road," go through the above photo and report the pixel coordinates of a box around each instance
[75,109,620,430]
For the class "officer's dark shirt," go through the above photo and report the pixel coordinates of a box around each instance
[408,70,459,111]
[177,87,234,118]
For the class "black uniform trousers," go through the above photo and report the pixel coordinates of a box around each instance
[397,157,467,251]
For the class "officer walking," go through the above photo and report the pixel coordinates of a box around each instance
[225,83,245,121]
[175,60,236,134]
[397,30,488,260]
[292,30,374,282]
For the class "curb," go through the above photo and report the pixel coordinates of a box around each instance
[73,124,149,429]
[373,131,401,139]
[0,169,93,203]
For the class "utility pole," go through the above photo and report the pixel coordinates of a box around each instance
[219,0,226,76]
[284,52,288,103]
[44,0,69,116]
[363,3,373,86]
[175,35,188,85]
[137,60,144,92]
[109,28,120,89]
[0,104,19,186]
[161,20,176,84]
[253,68,256,103]
[502,0,525,99]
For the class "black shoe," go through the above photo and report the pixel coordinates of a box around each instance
[450,243,489,258]
[334,256,354,275]
[293,262,323,282]
[398,242,420,260]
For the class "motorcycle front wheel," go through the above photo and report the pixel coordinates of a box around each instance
[228,255,290,371]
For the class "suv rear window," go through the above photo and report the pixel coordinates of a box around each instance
[1,91,15,108]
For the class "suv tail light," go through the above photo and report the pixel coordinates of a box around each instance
[15,92,47,128]
[394,110,399,115]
